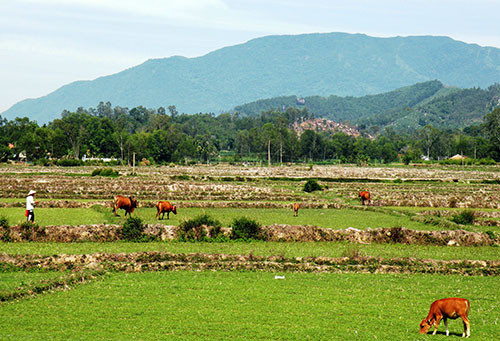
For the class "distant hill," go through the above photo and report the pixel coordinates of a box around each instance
[383,84,500,129]
[234,80,446,121]
[234,81,500,130]
[4,32,500,123]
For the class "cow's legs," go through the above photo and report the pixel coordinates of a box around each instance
[432,315,442,335]
[167,212,170,219]
[443,318,448,336]
[462,316,470,338]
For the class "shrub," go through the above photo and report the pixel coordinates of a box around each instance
[19,221,44,241]
[56,159,83,167]
[231,217,261,240]
[36,158,53,167]
[91,168,119,177]
[121,217,146,241]
[451,210,475,225]
[303,179,322,193]
[0,216,11,242]
[341,246,364,259]
[478,158,496,165]
[401,153,412,165]
[178,214,222,241]
[485,230,496,240]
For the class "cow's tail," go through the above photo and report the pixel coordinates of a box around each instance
[465,299,470,318]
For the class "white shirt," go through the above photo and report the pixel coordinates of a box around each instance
[26,195,35,210]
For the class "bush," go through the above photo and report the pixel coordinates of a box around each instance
[91,168,119,177]
[121,217,147,241]
[19,221,45,241]
[178,214,222,242]
[341,246,364,259]
[485,230,496,240]
[56,159,83,167]
[231,217,261,240]
[478,158,496,165]
[0,216,11,242]
[401,153,412,165]
[451,210,475,225]
[36,158,53,167]
[303,179,322,193]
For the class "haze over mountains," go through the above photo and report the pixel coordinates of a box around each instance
[3,32,500,124]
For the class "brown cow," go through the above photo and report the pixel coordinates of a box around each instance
[419,298,470,337]
[359,191,371,205]
[292,203,299,217]
[112,195,137,217]
[156,201,177,220]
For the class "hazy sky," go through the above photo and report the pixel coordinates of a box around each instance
[1,0,500,113]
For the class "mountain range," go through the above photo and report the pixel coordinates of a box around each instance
[3,32,500,124]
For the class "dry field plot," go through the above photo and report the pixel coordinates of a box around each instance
[1,164,499,207]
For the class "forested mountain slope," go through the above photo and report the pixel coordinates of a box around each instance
[235,81,500,130]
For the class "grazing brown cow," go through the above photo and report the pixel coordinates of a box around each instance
[419,298,470,337]
[156,201,177,220]
[292,203,299,217]
[112,195,137,217]
[359,191,371,205]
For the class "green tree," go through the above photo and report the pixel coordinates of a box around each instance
[262,123,278,166]
[484,107,500,159]
[418,125,440,160]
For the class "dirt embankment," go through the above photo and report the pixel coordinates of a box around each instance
[263,225,499,246]
[1,252,499,276]
[2,224,498,246]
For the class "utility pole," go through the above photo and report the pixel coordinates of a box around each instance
[132,152,136,175]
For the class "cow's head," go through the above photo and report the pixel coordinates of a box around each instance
[419,319,432,334]
[172,205,177,215]
[130,197,137,211]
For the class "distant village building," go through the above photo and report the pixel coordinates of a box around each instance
[296,97,306,105]
[82,155,114,162]
[449,154,467,160]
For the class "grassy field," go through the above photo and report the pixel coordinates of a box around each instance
[0,271,67,293]
[1,271,498,340]
[2,241,500,261]
[1,205,487,231]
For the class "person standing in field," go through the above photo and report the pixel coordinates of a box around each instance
[26,190,38,223]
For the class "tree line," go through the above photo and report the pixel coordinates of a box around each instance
[1,102,499,165]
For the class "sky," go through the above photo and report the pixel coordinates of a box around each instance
[1,0,500,114]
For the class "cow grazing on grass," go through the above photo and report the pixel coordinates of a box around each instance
[359,191,371,205]
[156,201,177,220]
[419,298,470,337]
[292,203,299,217]
[112,195,137,217]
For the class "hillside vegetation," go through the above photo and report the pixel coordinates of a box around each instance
[4,32,500,123]
[235,81,500,130]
